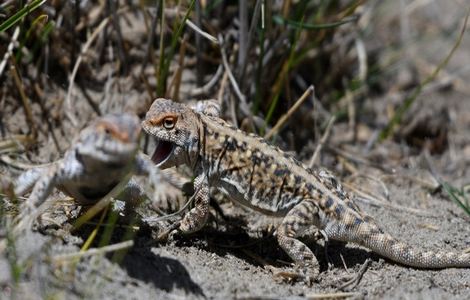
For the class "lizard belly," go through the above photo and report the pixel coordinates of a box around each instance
[59,169,125,205]
[60,181,120,205]
[217,177,291,216]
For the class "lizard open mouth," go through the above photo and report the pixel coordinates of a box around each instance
[151,140,174,166]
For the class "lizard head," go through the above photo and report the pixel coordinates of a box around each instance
[141,98,200,169]
[77,113,141,165]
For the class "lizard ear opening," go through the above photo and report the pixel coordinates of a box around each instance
[151,140,174,166]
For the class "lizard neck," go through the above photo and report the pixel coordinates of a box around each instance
[185,115,205,172]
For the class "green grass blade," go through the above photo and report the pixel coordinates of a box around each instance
[39,19,54,42]
[253,23,265,115]
[264,12,305,131]
[158,0,195,97]
[0,0,46,32]
[156,0,166,97]
[15,14,48,62]
[272,14,358,30]
[441,182,470,216]
[98,208,119,248]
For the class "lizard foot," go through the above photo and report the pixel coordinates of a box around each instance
[13,211,36,234]
[153,221,181,242]
[272,268,304,284]
[270,264,319,286]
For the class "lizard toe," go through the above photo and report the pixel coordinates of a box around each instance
[271,263,319,286]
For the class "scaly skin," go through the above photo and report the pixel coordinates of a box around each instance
[141,98,470,284]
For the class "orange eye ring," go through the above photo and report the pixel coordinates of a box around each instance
[163,117,176,129]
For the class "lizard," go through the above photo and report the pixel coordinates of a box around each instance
[13,113,180,232]
[141,98,470,284]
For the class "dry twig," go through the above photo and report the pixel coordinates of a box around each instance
[309,115,337,168]
[343,182,437,217]
[0,26,20,77]
[218,34,251,117]
[307,291,362,299]
[10,61,37,139]
[265,85,315,139]
[52,240,133,262]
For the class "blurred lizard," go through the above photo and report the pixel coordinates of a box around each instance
[13,113,183,232]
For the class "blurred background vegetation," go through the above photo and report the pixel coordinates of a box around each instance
[0,0,467,151]
[0,1,470,298]
[1,0,469,215]
[1,0,469,222]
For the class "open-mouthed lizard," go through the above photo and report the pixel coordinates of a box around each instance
[141,98,470,283]
[14,113,164,231]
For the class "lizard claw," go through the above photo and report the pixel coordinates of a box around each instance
[153,221,181,242]
[272,268,304,284]
[12,210,36,234]
[295,262,320,286]
[270,264,318,286]
[13,200,50,234]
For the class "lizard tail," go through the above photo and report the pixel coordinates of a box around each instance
[324,212,469,268]
[360,228,470,268]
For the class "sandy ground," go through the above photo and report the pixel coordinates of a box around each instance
[1,1,470,299]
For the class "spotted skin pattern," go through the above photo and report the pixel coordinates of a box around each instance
[14,113,163,231]
[142,98,470,283]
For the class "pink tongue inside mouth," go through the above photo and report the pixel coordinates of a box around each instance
[151,140,173,164]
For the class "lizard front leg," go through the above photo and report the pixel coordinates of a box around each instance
[134,152,188,210]
[14,164,62,231]
[179,174,210,234]
[277,199,321,285]
[14,158,83,231]
[14,166,48,196]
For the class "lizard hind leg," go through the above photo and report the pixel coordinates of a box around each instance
[276,200,322,285]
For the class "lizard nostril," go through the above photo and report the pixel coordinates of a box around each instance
[148,118,159,126]
[110,130,130,143]
[106,129,128,143]
[120,133,129,143]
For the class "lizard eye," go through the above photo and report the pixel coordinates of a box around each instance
[163,117,176,130]
[97,123,112,135]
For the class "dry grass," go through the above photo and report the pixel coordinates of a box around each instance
[0,0,469,298]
